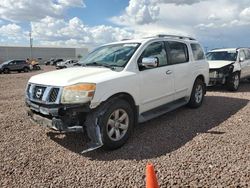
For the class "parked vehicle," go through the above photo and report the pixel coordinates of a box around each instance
[0,60,31,74]
[207,48,250,91]
[25,34,209,153]
[56,59,79,69]
[45,58,55,65]
[52,58,63,66]
[45,58,63,66]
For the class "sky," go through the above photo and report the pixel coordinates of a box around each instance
[0,0,250,50]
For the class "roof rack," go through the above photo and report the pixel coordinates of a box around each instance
[155,34,196,41]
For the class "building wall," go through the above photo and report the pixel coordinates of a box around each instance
[0,46,89,63]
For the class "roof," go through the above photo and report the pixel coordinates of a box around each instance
[106,34,198,46]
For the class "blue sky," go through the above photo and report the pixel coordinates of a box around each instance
[67,0,128,26]
[0,0,250,50]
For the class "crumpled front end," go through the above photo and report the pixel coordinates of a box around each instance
[209,64,234,86]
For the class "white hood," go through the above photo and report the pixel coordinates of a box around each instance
[29,67,120,86]
[208,60,234,69]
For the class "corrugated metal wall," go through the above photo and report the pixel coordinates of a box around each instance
[0,46,89,63]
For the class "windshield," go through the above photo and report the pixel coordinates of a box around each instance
[1,60,12,65]
[79,43,140,69]
[206,51,237,61]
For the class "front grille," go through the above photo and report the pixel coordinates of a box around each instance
[33,86,46,100]
[27,84,61,104]
[49,88,59,102]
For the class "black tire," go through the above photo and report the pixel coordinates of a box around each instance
[187,78,205,108]
[226,72,240,91]
[3,68,10,74]
[23,67,29,72]
[85,98,134,150]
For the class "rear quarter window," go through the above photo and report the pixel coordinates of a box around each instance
[191,43,205,61]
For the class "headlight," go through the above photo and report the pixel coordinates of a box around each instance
[61,83,96,104]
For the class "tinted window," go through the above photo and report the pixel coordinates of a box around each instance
[191,43,205,60]
[16,60,25,64]
[168,41,189,64]
[140,42,168,67]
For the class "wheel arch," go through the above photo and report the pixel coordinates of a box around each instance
[100,92,138,124]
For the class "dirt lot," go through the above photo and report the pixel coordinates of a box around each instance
[0,66,249,187]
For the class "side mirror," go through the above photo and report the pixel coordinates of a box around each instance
[140,57,158,68]
[239,57,245,62]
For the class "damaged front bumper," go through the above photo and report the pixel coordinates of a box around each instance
[26,99,103,153]
[26,98,90,132]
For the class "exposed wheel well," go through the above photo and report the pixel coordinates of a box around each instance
[196,74,205,83]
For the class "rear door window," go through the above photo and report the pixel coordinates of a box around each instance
[167,41,189,64]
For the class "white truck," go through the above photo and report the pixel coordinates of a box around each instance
[25,35,209,153]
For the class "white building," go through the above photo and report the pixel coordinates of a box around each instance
[0,46,89,63]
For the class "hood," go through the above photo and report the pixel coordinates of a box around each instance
[208,60,234,69]
[29,67,118,86]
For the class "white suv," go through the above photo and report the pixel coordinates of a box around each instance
[25,35,209,153]
[207,48,250,91]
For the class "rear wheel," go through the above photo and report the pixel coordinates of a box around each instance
[23,67,29,72]
[188,78,205,108]
[227,72,240,91]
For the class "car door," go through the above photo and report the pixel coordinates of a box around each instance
[239,49,248,78]
[8,61,16,70]
[165,41,191,100]
[138,41,175,113]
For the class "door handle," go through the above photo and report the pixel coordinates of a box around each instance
[166,70,172,75]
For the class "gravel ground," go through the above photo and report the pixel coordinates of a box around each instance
[0,66,249,187]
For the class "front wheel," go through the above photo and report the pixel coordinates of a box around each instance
[188,78,205,108]
[3,68,10,74]
[226,72,240,91]
[85,99,134,150]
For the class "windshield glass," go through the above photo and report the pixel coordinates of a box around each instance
[79,43,140,69]
[206,51,237,61]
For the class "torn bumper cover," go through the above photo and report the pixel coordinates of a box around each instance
[26,99,103,153]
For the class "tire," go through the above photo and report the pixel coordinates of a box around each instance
[85,98,134,150]
[187,78,205,108]
[23,67,29,72]
[3,68,10,74]
[226,72,240,91]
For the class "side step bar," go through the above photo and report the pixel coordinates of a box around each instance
[138,98,188,123]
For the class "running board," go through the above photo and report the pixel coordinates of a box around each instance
[138,98,188,123]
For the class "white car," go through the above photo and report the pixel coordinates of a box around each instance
[207,48,250,91]
[25,35,209,153]
[56,59,79,69]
